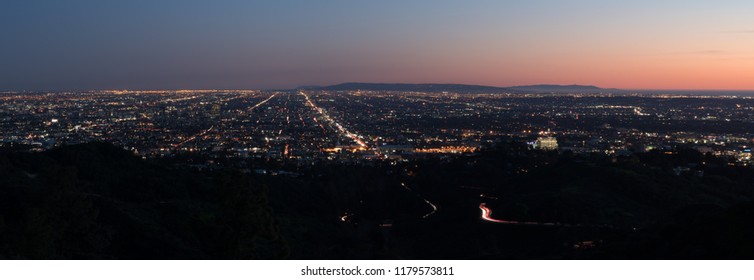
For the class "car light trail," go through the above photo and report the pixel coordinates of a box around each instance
[479,203,517,224]
[480,203,580,227]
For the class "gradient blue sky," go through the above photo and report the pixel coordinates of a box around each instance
[2,0,754,90]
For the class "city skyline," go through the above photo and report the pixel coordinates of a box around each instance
[3,0,754,91]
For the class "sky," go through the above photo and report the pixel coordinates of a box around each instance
[2,0,754,91]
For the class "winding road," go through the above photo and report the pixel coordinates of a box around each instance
[401,182,438,219]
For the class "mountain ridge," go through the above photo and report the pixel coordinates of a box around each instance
[299,82,618,93]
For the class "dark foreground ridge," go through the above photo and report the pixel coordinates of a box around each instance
[0,142,287,259]
[2,142,754,259]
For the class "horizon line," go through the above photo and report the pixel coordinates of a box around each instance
[5,83,754,93]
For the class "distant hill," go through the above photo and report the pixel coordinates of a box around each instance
[509,84,620,93]
[300,82,617,94]
[299,83,522,94]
